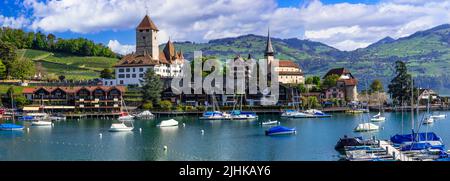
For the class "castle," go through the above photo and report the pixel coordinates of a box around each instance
[103,15,185,86]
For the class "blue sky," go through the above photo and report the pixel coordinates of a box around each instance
[1,0,449,53]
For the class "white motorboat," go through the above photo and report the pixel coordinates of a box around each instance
[118,114,135,121]
[370,112,386,122]
[108,123,133,132]
[135,110,155,119]
[157,119,179,127]
[31,120,53,126]
[430,114,446,119]
[261,120,279,125]
[354,123,379,132]
[423,117,434,124]
[281,110,306,118]
[50,115,66,121]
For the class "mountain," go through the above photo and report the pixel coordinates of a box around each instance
[162,24,450,93]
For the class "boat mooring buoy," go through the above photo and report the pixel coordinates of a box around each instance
[99,133,102,138]
[163,145,168,151]
[182,123,186,127]
[201,130,204,135]
[139,128,142,132]
[27,127,30,132]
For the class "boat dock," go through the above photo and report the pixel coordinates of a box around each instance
[378,140,413,161]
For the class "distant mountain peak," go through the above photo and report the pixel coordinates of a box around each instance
[367,36,396,48]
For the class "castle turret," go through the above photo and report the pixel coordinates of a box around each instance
[136,15,159,60]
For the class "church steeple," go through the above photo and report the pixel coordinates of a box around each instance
[265,28,274,57]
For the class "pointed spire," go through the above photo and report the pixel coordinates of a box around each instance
[137,14,159,31]
[265,27,274,56]
[163,39,176,61]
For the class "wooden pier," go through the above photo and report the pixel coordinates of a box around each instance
[379,140,414,161]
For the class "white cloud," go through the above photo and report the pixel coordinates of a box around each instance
[0,15,29,29]
[107,40,135,55]
[18,0,450,51]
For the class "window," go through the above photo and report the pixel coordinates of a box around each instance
[120,80,124,85]
[139,74,144,78]
[126,68,130,72]
[118,69,124,73]
[133,68,135,72]
[110,81,113,85]
[139,68,144,72]
[126,74,130,78]
[132,74,136,78]
[143,36,146,40]
[105,81,108,85]
[118,74,125,78]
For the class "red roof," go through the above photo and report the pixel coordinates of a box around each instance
[342,79,358,86]
[22,86,126,94]
[137,15,159,31]
[278,60,300,68]
[324,68,351,78]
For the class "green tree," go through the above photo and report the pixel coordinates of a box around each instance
[312,76,321,85]
[297,83,307,93]
[0,61,6,79]
[141,69,163,105]
[142,101,153,110]
[388,61,413,105]
[100,68,113,79]
[9,58,35,81]
[305,77,314,84]
[0,40,17,78]
[370,79,384,93]
[322,74,340,88]
[159,100,172,110]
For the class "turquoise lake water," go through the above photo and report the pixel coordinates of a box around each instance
[1,111,450,161]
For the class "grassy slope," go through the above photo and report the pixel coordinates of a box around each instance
[19,49,119,80]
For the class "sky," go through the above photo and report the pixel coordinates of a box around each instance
[1,0,450,54]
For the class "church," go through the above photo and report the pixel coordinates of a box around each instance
[103,15,185,86]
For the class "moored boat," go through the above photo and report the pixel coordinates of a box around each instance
[354,123,379,132]
[370,112,386,122]
[0,123,24,131]
[108,123,134,132]
[229,110,258,120]
[199,111,231,120]
[135,110,155,119]
[261,120,279,125]
[157,119,179,127]
[265,126,296,136]
[31,120,53,126]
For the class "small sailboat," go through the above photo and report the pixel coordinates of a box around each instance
[261,120,279,125]
[108,122,134,132]
[265,126,296,136]
[354,123,379,132]
[370,112,386,122]
[117,97,134,121]
[303,109,332,118]
[230,110,258,120]
[1,94,24,131]
[200,94,231,120]
[157,119,179,127]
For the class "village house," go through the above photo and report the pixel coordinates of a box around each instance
[418,88,441,105]
[103,14,185,86]
[322,68,358,102]
[22,86,126,113]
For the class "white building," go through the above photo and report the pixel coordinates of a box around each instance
[104,14,185,86]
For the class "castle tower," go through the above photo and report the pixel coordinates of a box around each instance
[136,15,159,60]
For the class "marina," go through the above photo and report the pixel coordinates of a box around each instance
[1,111,450,161]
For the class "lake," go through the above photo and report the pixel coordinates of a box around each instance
[1,111,450,161]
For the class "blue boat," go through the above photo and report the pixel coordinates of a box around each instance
[391,132,445,151]
[265,126,296,136]
[0,123,24,131]
[19,115,36,121]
